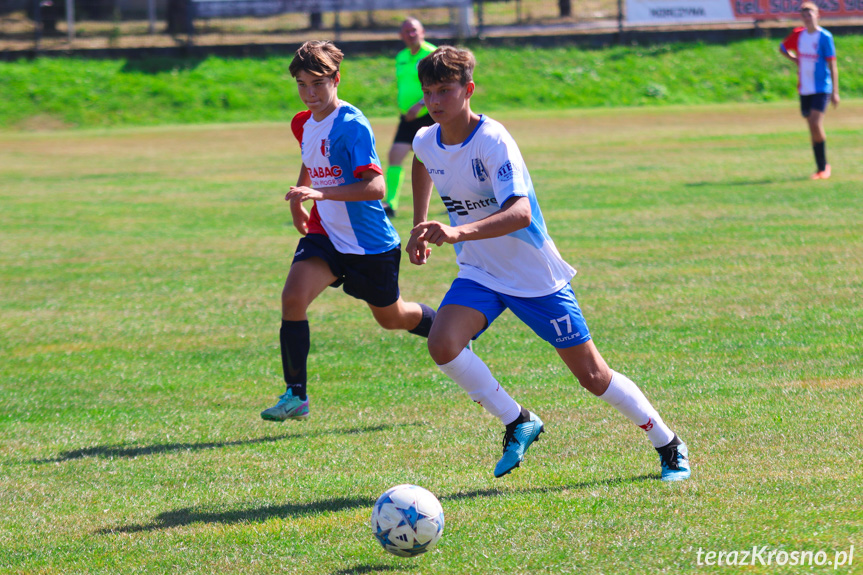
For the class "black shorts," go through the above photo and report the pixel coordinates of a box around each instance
[800,93,830,117]
[292,233,401,308]
[393,113,436,145]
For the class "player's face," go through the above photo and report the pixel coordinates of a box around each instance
[295,70,340,120]
[421,80,474,124]
[801,7,818,26]
[400,20,424,50]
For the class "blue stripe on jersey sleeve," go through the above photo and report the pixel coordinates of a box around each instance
[508,193,551,248]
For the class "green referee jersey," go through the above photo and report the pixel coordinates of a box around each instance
[395,41,437,117]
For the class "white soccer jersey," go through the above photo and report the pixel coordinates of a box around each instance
[413,115,575,297]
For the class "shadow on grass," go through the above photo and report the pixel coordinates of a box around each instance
[98,496,379,534]
[684,178,799,187]
[330,565,409,575]
[33,423,420,464]
[97,473,655,535]
[444,473,657,502]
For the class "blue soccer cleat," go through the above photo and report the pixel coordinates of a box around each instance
[494,411,544,478]
[657,440,691,482]
[260,390,309,421]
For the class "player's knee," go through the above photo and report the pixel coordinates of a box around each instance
[281,289,308,316]
[427,335,458,365]
[575,367,611,395]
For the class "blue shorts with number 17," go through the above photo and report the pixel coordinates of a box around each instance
[439,278,592,349]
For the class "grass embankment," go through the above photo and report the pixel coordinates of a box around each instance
[1,37,862,129]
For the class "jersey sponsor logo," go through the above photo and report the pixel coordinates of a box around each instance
[427,167,446,175]
[308,165,343,179]
[472,158,489,182]
[320,139,331,157]
[442,196,469,216]
[441,196,499,216]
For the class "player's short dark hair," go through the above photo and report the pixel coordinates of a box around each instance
[417,46,475,87]
[289,41,343,78]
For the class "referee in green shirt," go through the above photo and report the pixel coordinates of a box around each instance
[384,18,436,217]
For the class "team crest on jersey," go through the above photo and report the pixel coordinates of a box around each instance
[320,139,331,157]
[472,158,489,182]
[497,161,517,182]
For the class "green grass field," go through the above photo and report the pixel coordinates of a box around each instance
[1,102,861,574]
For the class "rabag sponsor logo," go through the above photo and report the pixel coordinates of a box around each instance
[308,165,343,179]
[307,164,345,187]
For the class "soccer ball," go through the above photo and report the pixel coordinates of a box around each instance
[370,484,445,557]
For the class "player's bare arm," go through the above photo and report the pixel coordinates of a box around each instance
[405,99,425,122]
[290,163,313,235]
[412,195,531,248]
[286,169,385,204]
[830,59,840,106]
[780,49,798,63]
[407,155,435,265]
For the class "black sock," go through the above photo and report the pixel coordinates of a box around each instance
[408,303,436,338]
[280,320,309,400]
[656,433,682,452]
[813,141,827,172]
[508,406,532,429]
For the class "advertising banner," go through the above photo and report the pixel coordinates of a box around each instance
[626,0,863,24]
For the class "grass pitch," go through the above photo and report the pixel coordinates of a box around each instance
[1,102,861,574]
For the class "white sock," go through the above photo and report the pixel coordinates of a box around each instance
[599,370,674,448]
[436,348,521,425]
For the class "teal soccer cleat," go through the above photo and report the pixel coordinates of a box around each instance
[657,440,691,482]
[494,411,544,478]
[260,390,309,421]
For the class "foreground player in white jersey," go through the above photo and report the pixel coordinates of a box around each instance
[407,46,690,481]
[260,41,436,422]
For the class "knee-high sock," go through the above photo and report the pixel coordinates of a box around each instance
[813,141,827,172]
[280,319,310,399]
[599,370,674,448]
[437,348,521,425]
[385,165,405,210]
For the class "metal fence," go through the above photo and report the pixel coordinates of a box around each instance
[0,0,622,53]
[5,0,857,55]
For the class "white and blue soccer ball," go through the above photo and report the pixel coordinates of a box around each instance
[370,484,445,557]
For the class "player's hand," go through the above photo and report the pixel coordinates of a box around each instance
[831,92,840,108]
[292,212,309,236]
[411,220,460,248]
[289,196,310,236]
[286,186,325,203]
[406,229,432,265]
[405,102,423,122]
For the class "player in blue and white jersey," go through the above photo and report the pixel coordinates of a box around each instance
[407,46,690,481]
[779,1,840,180]
[260,41,436,422]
